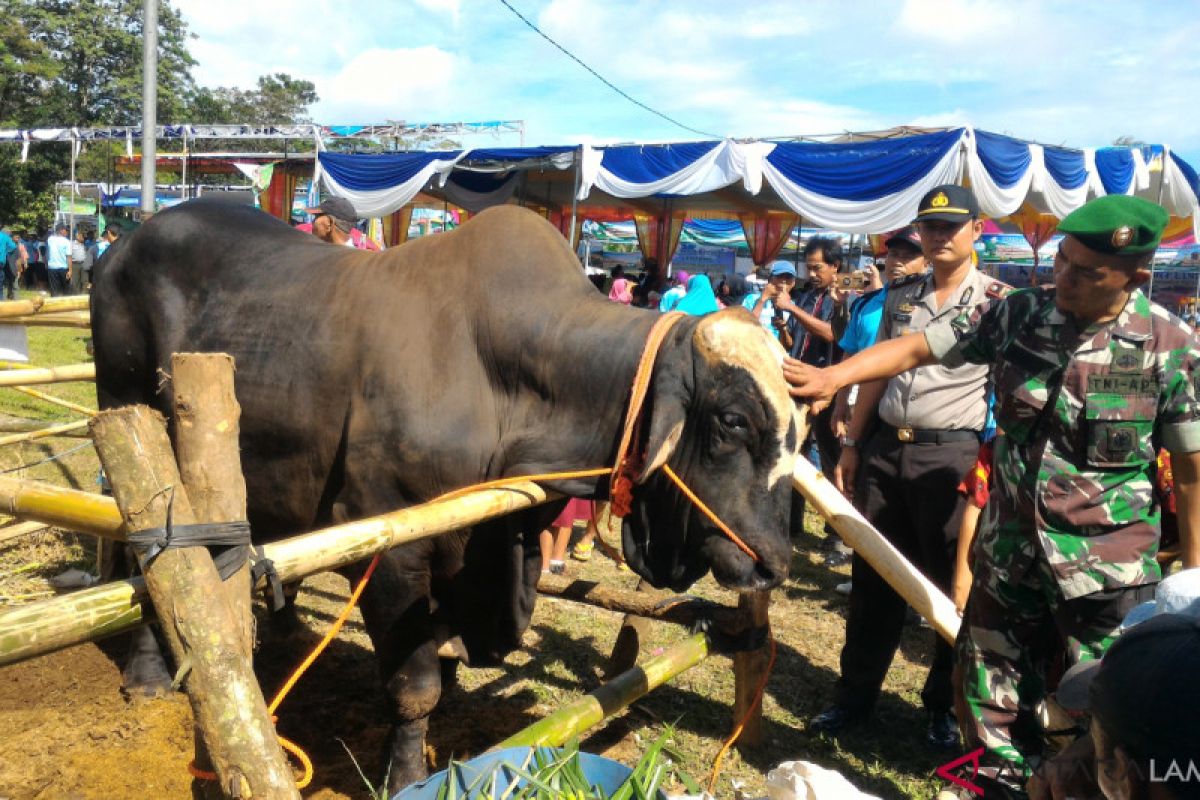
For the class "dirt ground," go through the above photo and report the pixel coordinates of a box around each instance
[0,522,950,800]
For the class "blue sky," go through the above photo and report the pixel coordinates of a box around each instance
[173,0,1200,165]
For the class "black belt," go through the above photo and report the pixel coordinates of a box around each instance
[879,422,979,444]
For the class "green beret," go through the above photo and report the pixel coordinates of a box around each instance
[1058,195,1168,255]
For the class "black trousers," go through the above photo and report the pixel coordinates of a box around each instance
[790,403,841,539]
[47,269,68,297]
[834,433,979,714]
[1,264,14,299]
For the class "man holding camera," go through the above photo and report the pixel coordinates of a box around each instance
[807,185,1006,749]
[775,237,844,550]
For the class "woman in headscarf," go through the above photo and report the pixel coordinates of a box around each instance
[718,274,751,309]
[607,277,633,305]
[673,273,720,316]
[657,270,689,312]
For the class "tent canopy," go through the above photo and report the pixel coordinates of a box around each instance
[313,127,1200,236]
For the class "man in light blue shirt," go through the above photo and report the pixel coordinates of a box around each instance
[46,224,71,296]
[742,260,797,339]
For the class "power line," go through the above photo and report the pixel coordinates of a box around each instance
[494,0,719,140]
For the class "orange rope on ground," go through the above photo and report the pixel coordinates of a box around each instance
[707,631,777,794]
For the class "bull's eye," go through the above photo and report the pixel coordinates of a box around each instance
[719,411,749,431]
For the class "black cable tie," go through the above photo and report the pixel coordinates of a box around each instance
[250,546,286,612]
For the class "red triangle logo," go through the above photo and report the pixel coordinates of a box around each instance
[936,747,986,796]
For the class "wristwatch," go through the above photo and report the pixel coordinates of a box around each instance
[840,436,858,448]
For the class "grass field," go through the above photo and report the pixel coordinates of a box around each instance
[0,303,950,799]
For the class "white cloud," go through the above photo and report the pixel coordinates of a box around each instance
[896,0,1016,44]
[414,0,460,23]
[315,47,460,123]
[167,0,1200,161]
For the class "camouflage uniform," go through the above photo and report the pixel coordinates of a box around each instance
[925,285,1200,776]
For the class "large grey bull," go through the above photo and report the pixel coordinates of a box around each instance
[91,198,798,791]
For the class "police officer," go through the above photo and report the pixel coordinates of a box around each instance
[806,186,1003,750]
[783,193,1200,795]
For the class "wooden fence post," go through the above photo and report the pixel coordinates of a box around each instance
[170,353,259,797]
[731,590,771,748]
[91,407,298,799]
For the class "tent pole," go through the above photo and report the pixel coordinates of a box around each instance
[69,134,77,236]
[1148,146,1170,300]
[139,0,157,218]
[180,131,188,201]
[568,148,581,249]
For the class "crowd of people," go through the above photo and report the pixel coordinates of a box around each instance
[577,185,1200,800]
[0,223,120,298]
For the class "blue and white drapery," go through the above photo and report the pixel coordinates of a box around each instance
[578,139,772,198]
[316,146,577,218]
[571,128,1199,234]
[317,151,466,218]
[576,130,964,232]
[760,129,964,232]
[309,128,1199,235]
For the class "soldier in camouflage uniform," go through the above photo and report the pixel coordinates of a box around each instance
[782,194,1200,795]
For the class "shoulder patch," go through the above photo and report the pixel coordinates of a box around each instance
[889,272,924,289]
[985,280,1014,300]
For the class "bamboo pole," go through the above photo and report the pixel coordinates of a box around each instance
[0,296,90,319]
[92,406,297,799]
[0,363,95,387]
[792,456,960,644]
[0,419,90,447]
[0,415,92,436]
[9,386,97,416]
[730,591,770,747]
[0,520,49,545]
[0,476,123,539]
[495,631,710,749]
[5,312,92,328]
[0,575,148,657]
[170,354,258,794]
[0,481,559,666]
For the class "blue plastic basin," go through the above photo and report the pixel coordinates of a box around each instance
[393,746,663,799]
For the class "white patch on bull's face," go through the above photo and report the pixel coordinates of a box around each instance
[693,310,801,488]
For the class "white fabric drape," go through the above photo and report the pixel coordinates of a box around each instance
[318,152,464,218]
[578,140,749,200]
[762,136,964,233]
[1028,145,1091,219]
[964,129,1034,219]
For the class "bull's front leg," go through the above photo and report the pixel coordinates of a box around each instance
[382,638,441,792]
[344,548,442,793]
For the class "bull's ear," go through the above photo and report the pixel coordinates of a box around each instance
[636,414,684,483]
[635,331,692,484]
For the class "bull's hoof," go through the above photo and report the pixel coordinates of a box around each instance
[121,675,173,702]
[121,627,174,702]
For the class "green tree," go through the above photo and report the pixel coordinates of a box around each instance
[187,73,318,127]
[0,12,58,126]
[4,0,197,127]
[0,1,322,226]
